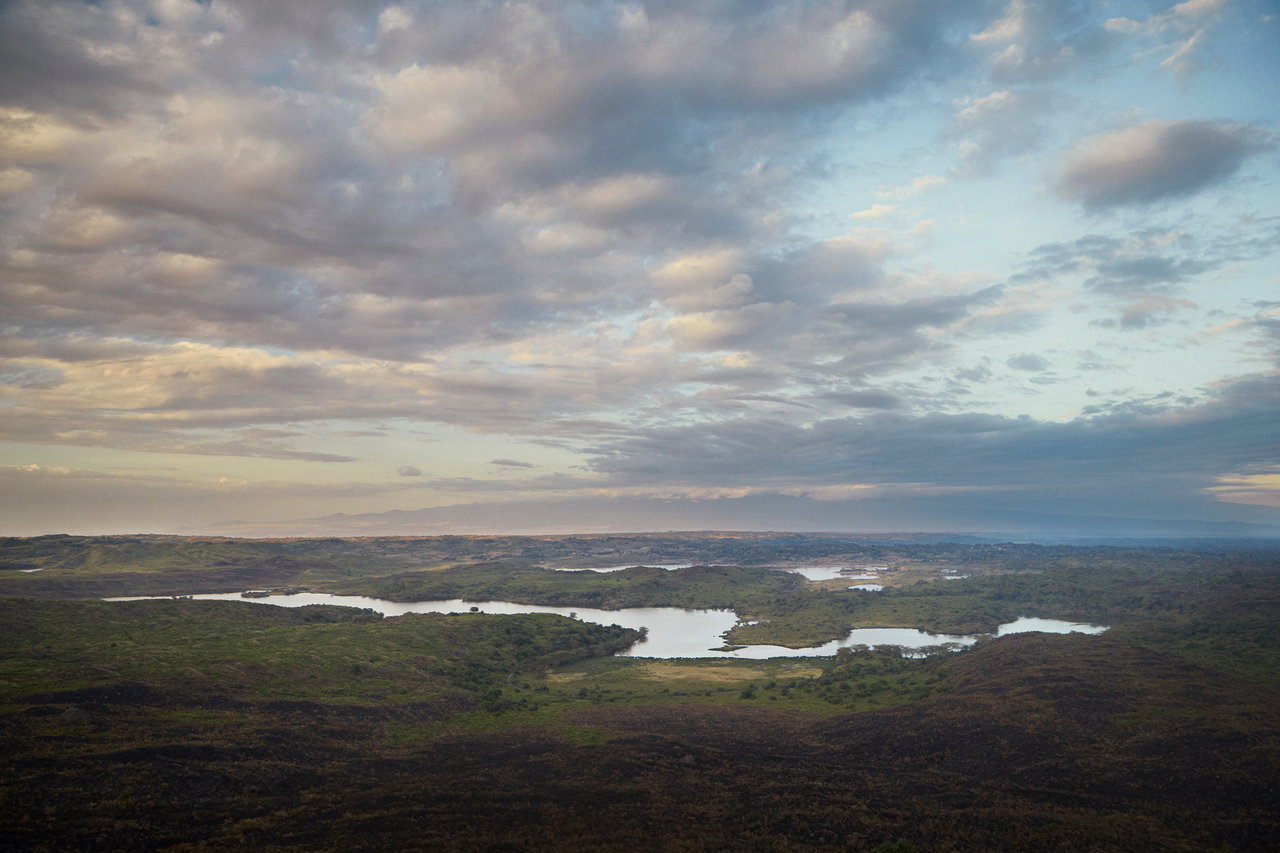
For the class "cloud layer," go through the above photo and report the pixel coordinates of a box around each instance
[1,0,1277,535]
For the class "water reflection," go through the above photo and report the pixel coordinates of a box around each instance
[782,566,885,582]
[996,616,1107,636]
[546,564,689,573]
[105,592,1107,658]
[108,592,740,658]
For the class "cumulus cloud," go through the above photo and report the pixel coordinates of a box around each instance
[397,465,422,477]
[357,0,968,210]
[0,0,996,376]
[1054,120,1260,211]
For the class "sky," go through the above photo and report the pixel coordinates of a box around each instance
[1,0,1278,537]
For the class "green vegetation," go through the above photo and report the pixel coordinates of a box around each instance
[1,533,1278,850]
[0,597,641,707]
[337,560,805,606]
[9,533,1277,650]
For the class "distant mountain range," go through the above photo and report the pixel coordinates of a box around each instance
[194,493,1280,544]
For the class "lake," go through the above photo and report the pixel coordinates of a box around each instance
[107,591,1107,658]
[548,564,690,573]
[782,565,886,582]
[548,565,888,583]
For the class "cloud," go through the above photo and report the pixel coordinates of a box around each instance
[577,370,1280,521]
[0,1,1275,535]
[1054,120,1260,211]
[1210,470,1280,509]
[1006,353,1050,372]
[969,1,1108,84]
[1113,297,1196,330]
[849,204,897,220]
[947,89,1054,176]
[0,365,64,389]
[0,2,168,119]
[170,441,356,464]
[876,174,946,200]
[1105,0,1229,81]
[491,458,537,469]
[0,0,993,378]
[815,389,903,410]
[1013,224,1274,331]
[397,465,422,477]
[665,303,794,353]
[1083,254,1210,295]
[358,0,969,208]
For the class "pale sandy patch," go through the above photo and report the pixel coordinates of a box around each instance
[639,663,766,682]
[638,662,823,682]
[546,672,588,683]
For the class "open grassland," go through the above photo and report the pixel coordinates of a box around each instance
[1,534,1279,850]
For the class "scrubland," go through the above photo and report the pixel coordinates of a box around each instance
[2,534,1277,850]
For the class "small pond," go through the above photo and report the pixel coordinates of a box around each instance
[780,566,886,582]
[995,616,1107,636]
[547,564,690,573]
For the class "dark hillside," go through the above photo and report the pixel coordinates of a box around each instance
[3,616,1277,850]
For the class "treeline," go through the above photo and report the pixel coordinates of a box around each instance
[338,561,806,609]
[13,531,1278,578]
[6,532,1279,604]
[0,597,643,710]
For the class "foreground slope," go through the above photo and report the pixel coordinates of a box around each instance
[3,611,1276,850]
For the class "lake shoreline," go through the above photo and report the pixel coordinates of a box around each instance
[104,590,1108,659]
